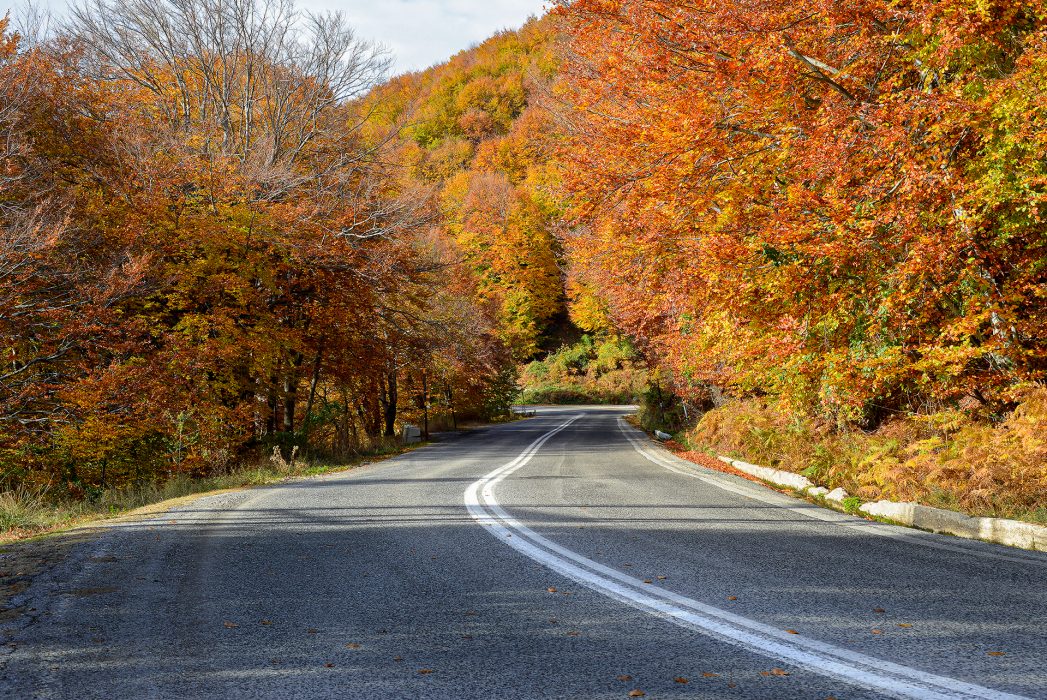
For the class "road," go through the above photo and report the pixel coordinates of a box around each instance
[2,407,1045,699]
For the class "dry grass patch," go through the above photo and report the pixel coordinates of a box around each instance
[688,388,1047,524]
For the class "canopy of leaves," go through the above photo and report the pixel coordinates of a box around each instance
[0,3,511,495]
[553,0,1047,427]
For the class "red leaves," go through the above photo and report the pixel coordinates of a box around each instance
[761,668,790,677]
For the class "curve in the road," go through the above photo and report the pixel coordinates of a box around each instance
[465,414,1030,700]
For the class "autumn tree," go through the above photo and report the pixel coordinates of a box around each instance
[367,21,569,361]
[1,0,512,495]
[553,0,1047,425]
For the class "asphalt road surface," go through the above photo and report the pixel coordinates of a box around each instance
[3,406,1045,699]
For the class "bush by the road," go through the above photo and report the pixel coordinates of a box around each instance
[517,336,649,405]
[688,388,1047,524]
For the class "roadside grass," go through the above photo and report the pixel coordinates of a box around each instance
[685,388,1047,525]
[0,443,415,544]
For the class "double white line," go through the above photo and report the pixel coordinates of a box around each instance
[464,415,1027,700]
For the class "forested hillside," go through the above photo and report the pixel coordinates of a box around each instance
[366,21,649,403]
[2,0,1045,528]
[365,22,564,359]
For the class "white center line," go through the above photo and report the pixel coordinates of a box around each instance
[464,414,1029,700]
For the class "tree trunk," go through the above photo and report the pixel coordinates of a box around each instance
[447,384,457,431]
[421,372,429,439]
[301,348,324,444]
[383,370,398,438]
[282,352,303,434]
[266,365,280,435]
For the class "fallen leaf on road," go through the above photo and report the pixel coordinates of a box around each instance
[761,668,790,677]
[260,619,272,625]
[418,668,434,674]
[464,610,478,616]
[726,596,738,601]
[871,629,882,635]
[674,676,689,683]
[345,643,362,649]
[628,691,645,697]
[701,672,719,678]
[616,675,632,681]
[223,621,239,629]
[547,587,558,593]
[657,576,667,580]
[785,629,798,634]
[566,630,580,637]
[643,579,652,584]
[987,651,1006,657]
[393,656,403,662]
[873,608,886,613]
[307,628,319,634]
[897,623,912,628]
[324,663,335,668]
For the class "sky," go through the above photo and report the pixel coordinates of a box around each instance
[28,0,550,74]
[313,0,550,73]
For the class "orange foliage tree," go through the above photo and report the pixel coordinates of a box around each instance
[553,0,1047,426]
[367,21,568,360]
[0,2,510,495]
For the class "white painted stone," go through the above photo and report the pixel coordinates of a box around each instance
[859,500,917,525]
[977,518,1047,552]
[654,430,672,441]
[911,504,974,537]
[766,469,815,491]
[857,500,1047,552]
[824,487,849,503]
[709,451,1047,552]
[731,459,778,482]
[713,455,813,491]
[402,424,422,445]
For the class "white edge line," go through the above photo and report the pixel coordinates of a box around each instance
[617,418,1047,568]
